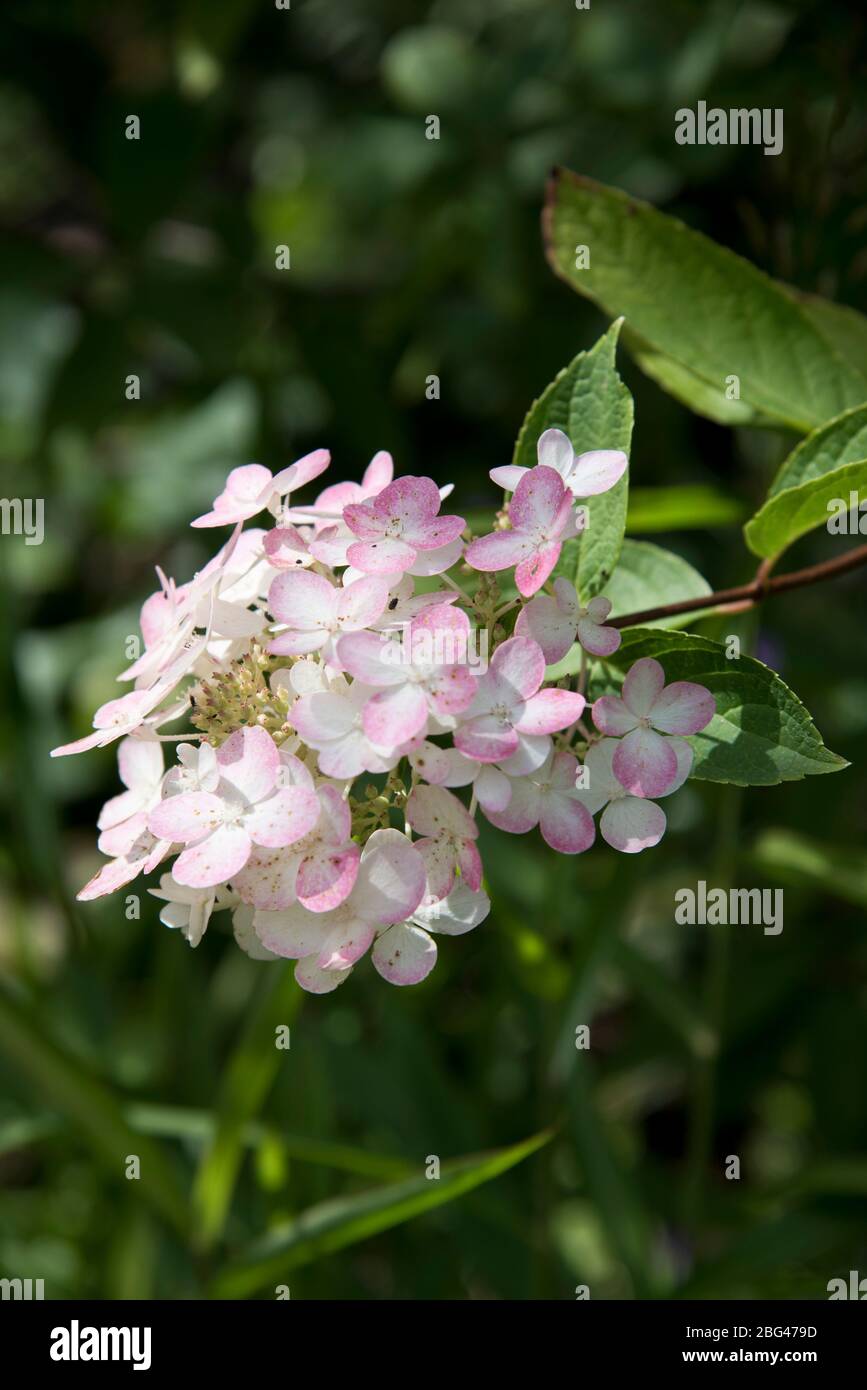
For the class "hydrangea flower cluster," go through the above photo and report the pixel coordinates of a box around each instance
[53,429,714,994]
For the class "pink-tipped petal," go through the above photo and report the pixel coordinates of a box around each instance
[464,529,533,573]
[591,694,639,736]
[362,681,429,746]
[612,725,679,798]
[244,786,320,849]
[649,681,716,735]
[453,716,519,764]
[352,828,427,925]
[600,797,666,854]
[148,792,224,843]
[515,594,577,664]
[269,447,331,494]
[490,635,546,700]
[372,924,437,985]
[426,665,477,718]
[335,574,390,629]
[621,657,666,718]
[262,526,313,570]
[346,537,417,573]
[576,616,621,657]
[539,793,596,854]
[297,845,360,913]
[508,464,566,531]
[457,838,483,891]
[415,836,457,902]
[405,513,466,550]
[173,823,252,887]
[514,541,561,597]
[362,450,394,494]
[268,569,336,629]
[656,736,694,796]
[567,449,628,497]
[317,915,374,969]
[483,779,540,835]
[514,688,585,735]
[217,726,280,803]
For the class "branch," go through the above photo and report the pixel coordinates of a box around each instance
[610,542,867,630]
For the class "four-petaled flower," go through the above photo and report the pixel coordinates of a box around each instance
[268,569,390,664]
[454,635,585,764]
[484,749,595,854]
[147,726,320,887]
[343,476,465,574]
[592,656,715,797]
[465,465,582,597]
[337,603,477,746]
[490,427,627,499]
[572,737,692,853]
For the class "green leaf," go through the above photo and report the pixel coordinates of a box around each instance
[608,628,848,785]
[627,484,746,532]
[544,169,867,432]
[512,320,633,600]
[211,1128,553,1298]
[743,403,867,555]
[744,458,867,558]
[787,289,867,387]
[601,539,713,629]
[766,404,867,497]
[571,323,635,600]
[192,964,302,1248]
[623,328,771,428]
[0,985,190,1238]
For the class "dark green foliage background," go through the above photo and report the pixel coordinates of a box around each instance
[1,0,866,1299]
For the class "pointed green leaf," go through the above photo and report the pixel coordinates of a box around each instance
[744,404,867,556]
[745,459,867,558]
[211,1128,553,1297]
[544,169,867,431]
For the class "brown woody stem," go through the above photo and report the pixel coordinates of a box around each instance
[610,542,867,630]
